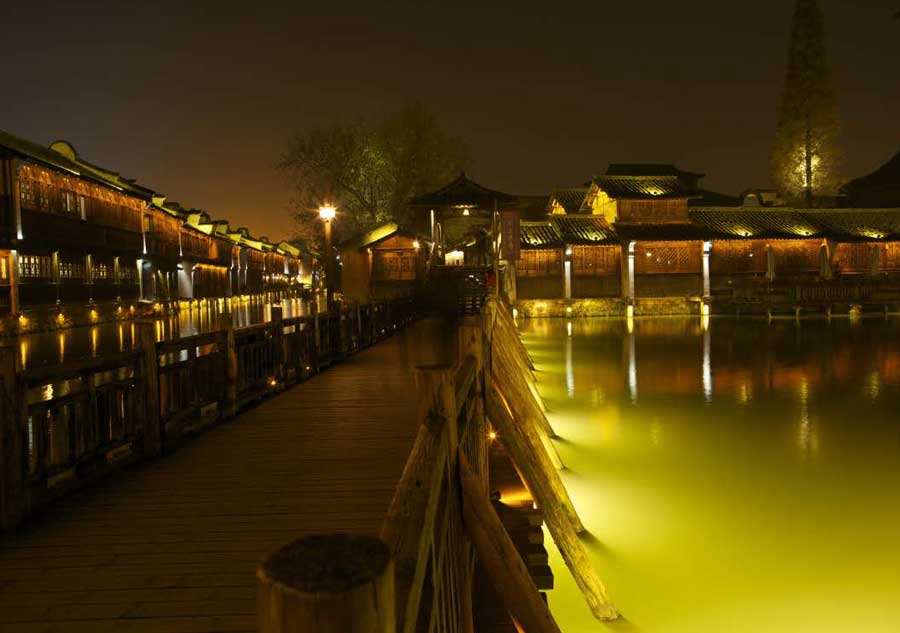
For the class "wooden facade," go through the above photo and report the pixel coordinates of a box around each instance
[339,224,429,302]
[0,130,308,330]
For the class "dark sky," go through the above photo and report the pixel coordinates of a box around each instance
[1,1,898,241]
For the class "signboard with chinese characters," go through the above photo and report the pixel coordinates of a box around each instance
[500,210,520,261]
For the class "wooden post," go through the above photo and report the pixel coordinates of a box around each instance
[458,452,562,633]
[221,313,238,417]
[486,385,618,621]
[381,365,456,633]
[258,533,395,633]
[137,321,162,457]
[0,346,25,529]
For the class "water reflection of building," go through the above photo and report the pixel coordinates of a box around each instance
[526,317,900,406]
[1,129,312,335]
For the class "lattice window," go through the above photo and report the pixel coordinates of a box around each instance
[18,254,52,279]
[59,256,85,280]
[882,243,900,271]
[572,246,618,276]
[516,248,562,277]
[92,260,110,281]
[374,251,416,281]
[771,241,819,272]
[710,241,766,274]
[0,255,9,281]
[833,243,871,273]
[119,260,138,284]
[635,242,701,274]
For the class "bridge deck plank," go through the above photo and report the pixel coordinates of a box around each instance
[0,336,419,633]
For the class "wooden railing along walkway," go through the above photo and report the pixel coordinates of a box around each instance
[0,298,415,530]
[257,298,618,633]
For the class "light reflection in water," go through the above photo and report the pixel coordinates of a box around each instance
[519,315,900,633]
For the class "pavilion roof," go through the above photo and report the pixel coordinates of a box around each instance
[841,150,900,208]
[549,188,588,214]
[520,216,617,249]
[408,172,516,209]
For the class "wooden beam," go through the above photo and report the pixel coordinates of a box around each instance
[257,533,395,633]
[458,452,562,633]
[487,385,618,621]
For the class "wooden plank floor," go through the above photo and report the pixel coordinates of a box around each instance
[0,335,420,633]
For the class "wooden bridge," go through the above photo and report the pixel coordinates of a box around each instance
[0,297,617,632]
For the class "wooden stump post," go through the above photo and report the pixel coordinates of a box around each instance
[0,346,25,529]
[137,321,162,457]
[221,313,238,418]
[258,533,395,633]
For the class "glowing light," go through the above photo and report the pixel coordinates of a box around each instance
[89,309,99,322]
[56,312,65,325]
[512,307,518,320]
[412,240,420,250]
[269,377,278,388]
[318,205,336,221]
[18,314,29,327]
[567,321,573,337]
[488,430,498,441]
[462,208,470,216]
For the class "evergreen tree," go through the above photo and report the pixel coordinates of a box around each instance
[772,0,842,206]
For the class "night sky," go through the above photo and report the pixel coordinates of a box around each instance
[1,1,897,241]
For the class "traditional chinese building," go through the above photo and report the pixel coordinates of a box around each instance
[0,129,309,334]
[338,223,430,302]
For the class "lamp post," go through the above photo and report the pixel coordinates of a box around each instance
[319,205,336,308]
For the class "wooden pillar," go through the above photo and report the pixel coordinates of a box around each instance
[137,321,162,457]
[766,244,775,281]
[258,534,395,633]
[221,313,238,417]
[0,346,25,529]
[8,250,19,316]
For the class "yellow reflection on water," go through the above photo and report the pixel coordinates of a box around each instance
[19,339,28,370]
[57,332,65,363]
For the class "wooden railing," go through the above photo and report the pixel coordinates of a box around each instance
[0,297,416,529]
[258,299,619,633]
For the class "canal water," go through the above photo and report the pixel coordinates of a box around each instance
[519,316,900,633]
[6,297,311,371]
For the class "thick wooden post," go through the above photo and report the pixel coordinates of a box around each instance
[458,453,562,633]
[487,385,617,621]
[381,364,456,633]
[221,313,238,417]
[0,346,25,529]
[137,321,162,457]
[258,533,395,633]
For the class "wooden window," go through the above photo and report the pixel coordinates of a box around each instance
[59,255,85,280]
[143,215,154,233]
[18,173,37,209]
[62,190,79,216]
[634,242,701,274]
[0,255,8,282]
[374,251,416,281]
[710,241,766,274]
[882,243,900,271]
[516,249,562,277]
[771,241,818,272]
[18,254,52,279]
[572,246,618,276]
[92,260,109,281]
[119,260,138,284]
[833,243,871,273]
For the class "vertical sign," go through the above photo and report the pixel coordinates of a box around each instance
[500,210,520,261]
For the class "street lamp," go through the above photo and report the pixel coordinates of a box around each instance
[319,205,336,307]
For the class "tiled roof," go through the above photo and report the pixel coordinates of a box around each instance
[550,188,588,214]
[551,216,617,244]
[520,222,562,249]
[595,175,696,199]
[689,208,819,239]
[408,172,516,208]
[841,150,900,208]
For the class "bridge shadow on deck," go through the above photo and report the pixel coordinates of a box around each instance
[0,335,421,633]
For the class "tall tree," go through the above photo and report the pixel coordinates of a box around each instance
[280,103,469,249]
[772,0,843,206]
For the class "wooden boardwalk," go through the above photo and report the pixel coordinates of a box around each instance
[0,335,421,633]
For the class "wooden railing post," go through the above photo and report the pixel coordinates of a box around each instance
[0,346,26,529]
[221,313,238,417]
[137,321,162,457]
[257,533,395,633]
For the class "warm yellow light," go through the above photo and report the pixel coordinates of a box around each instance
[318,205,336,221]
[56,312,65,325]
[18,314,28,327]
[90,309,99,322]
[488,430,498,441]
[412,240,420,249]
